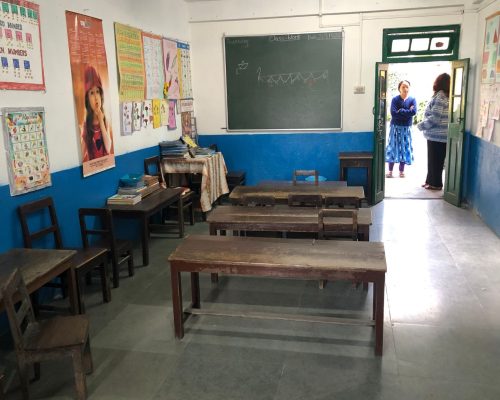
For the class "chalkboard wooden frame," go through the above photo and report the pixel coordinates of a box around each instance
[223,31,344,132]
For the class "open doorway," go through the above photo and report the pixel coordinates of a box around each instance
[384,61,451,199]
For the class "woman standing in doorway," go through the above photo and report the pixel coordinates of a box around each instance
[385,80,417,178]
[417,73,450,190]
[81,65,112,162]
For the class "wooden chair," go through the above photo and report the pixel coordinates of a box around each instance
[292,169,318,185]
[79,208,134,290]
[288,194,323,208]
[324,196,360,209]
[1,269,93,400]
[145,156,196,226]
[18,197,109,314]
[241,195,275,207]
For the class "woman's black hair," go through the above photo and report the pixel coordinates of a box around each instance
[84,87,106,160]
[398,80,411,90]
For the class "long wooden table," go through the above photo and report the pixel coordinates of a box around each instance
[0,248,79,314]
[207,205,372,241]
[256,180,347,188]
[168,235,387,356]
[107,188,183,266]
[229,185,365,205]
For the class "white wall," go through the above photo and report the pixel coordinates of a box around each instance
[187,0,488,135]
[0,0,190,185]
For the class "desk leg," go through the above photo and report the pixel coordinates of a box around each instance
[67,267,80,315]
[209,224,219,283]
[178,196,184,238]
[142,216,150,266]
[191,272,200,309]
[170,267,184,339]
[374,275,385,356]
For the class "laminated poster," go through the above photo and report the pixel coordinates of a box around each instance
[160,99,168,126]
[132,101,142,131]
[114,22,145,101]
[481,13,500,83]
[0,0,45,90]
[168,100,176,129]
[162,38,180,99]
[121,102,132,135]
[2,107,51,195]
[142,100,152,128]
[142,32,164,100]
[177,42,193,99]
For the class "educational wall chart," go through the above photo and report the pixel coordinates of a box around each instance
[160,99,168,126]
[142,32,164,100]
[152,98,161,128]
[162,38,180,99]
[177,42,193,99]
[481,12,500,83]
[2,107,51,195]
[476,11,500,147]
[115,22,145,102]
[168,100,176,129]
[121,101,132,135]
[0,0,45,90]
[66,11,115,177]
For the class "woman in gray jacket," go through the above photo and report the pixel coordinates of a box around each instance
[417,73,451,190]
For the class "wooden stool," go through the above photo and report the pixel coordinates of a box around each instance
[339,152,373,205]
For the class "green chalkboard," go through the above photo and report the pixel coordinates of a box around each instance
[224,32,343,131]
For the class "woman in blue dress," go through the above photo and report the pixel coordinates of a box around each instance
[386,80,417,178]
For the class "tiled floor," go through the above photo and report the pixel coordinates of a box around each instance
[2,198,500,399]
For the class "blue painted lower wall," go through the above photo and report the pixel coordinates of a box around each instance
[464,132,500,236]
[199,132,374,185]
[0,146,158,253]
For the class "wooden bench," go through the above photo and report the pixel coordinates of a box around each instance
[168,235,387,356]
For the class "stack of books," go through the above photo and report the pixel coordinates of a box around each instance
[107,193,142,205]
[159,140,188,158]
[117,175,161,199]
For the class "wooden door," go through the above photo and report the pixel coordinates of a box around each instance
[372,63,389,204]
[444,59,469,206]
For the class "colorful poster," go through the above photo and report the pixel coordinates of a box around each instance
[180,99,194,112]
[160,99,168,126]
[132,101,142,131]
[168,100,176,129]
[66,12,115,177]
[121,102,132,135]
[162,38,180,99]
[1,107,51,195]
[181,111,192,136]
[114,22,145,101]
[142,99,152,128]
[0,0,45,90]
[481,12,500,83]
[177,42,193,99]
[152,98,161,128]
[142,32,164,99]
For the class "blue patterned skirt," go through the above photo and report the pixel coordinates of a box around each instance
[385,124,413,164]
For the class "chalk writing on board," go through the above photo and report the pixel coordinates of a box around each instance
[235,60,248,75]
[227,38,249,47]
[307,32,340,41]
[257,67,328,88]
[269,34,300,42]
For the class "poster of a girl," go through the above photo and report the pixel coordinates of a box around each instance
[81,65,112,161]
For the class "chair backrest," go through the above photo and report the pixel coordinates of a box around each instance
[79,208,116,254]
[144,155,161,176]
[1,269,36,352]
[324,196,360,209]
[318,209,358,240]
[18,197,63,249]
[208,143,219,152]
[241,195,275,207]
[293,169,318,186]
[288,194,323,208]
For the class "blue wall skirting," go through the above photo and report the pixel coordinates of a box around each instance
[464,132,500,236]
[0,146,158,253]
[199,132,374,185]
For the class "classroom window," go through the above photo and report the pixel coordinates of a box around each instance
[382,25,460,63]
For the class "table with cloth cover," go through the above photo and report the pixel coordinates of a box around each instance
[162,153,229,212]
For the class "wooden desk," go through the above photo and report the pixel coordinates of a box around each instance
[339,152,373,205]
[207,205,371,241]
[168,235,386,356]
[230,185,365,205]
[0,248,78,314]
[107,188,183,266]
[257,180,347,188]
[162,153,229,212]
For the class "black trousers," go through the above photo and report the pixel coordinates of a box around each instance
[426,140,447,188]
